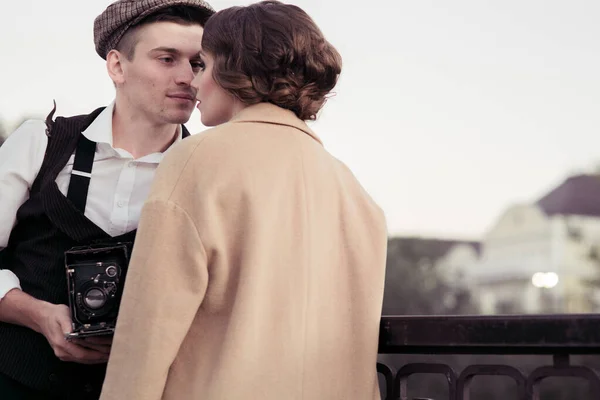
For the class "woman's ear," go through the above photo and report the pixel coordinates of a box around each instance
[106,50,126,85]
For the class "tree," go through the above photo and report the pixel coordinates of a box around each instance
[382,237,477,316]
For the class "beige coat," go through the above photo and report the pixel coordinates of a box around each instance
[99,103,388,400]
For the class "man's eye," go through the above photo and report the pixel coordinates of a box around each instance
[159,57,174,63]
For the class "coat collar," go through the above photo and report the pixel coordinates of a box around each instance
[230,103,323,145]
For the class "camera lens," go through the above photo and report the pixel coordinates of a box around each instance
[105,266,118,277]
[84,288,107,310]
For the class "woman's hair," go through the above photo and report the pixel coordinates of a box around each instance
[202,1,342,121]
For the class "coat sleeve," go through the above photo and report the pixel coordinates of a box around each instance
[99,199,208,400]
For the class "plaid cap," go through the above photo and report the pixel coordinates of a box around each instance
[93,0,215,59]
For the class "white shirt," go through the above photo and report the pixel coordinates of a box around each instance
[0,101,183,300]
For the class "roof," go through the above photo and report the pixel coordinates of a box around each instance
[536,174,600,218]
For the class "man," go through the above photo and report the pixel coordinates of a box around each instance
[0,1,214,398]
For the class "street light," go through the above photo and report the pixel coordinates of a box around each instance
[532,272,559,289]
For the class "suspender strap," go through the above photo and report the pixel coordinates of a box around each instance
[66,124,185,213]
[66,135,96,213]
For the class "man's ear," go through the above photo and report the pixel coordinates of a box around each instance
[106,49,126,85]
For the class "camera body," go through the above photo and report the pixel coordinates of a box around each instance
[64,243,132,339]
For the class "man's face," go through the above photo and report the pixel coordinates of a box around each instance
[117,21,204,125]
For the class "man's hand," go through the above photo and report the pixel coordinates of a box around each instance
[74,335,113,353]
[38,302,110,364]
[0,288,111,364]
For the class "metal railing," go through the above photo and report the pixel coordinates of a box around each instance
[377,314,600,400]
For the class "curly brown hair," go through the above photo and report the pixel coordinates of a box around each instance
[201,1,342,121]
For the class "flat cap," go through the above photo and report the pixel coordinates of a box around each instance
[94,0,215,59]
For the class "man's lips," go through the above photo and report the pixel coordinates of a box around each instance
[168,93,196,101]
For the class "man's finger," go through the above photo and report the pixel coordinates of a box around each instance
[72,339,111,354]
[64,342,110,363]
[56,314,73,337]
[82,336,113,345]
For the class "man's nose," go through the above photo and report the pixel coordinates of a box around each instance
[175,63,196,86]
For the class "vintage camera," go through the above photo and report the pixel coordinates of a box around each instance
[64,243,132,339]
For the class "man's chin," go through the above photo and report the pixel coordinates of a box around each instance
[166,110,194,125]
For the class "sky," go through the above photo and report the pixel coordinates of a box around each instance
[1,0,599,239]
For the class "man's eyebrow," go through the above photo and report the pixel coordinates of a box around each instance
[148,47,181,55]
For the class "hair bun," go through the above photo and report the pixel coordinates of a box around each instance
[202,1,342,121]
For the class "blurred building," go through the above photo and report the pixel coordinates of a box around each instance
[439,174,600,314]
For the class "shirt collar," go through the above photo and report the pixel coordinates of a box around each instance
[81,100,184,162]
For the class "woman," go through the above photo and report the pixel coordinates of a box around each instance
[100,2,388,399]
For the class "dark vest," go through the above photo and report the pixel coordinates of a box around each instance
[0,107,189,399]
